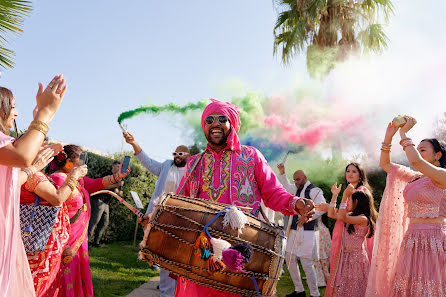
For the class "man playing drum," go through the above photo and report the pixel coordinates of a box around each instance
[170,99,315,297]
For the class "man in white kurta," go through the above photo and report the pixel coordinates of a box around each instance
[278,164,325,297]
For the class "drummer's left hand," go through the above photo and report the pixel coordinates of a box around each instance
[138,215,150,228]
[295,198,315,220]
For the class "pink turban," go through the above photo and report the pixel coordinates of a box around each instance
[201,98,241,151]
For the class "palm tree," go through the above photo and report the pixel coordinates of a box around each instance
[0,0,32,69]
[273,0,394,78]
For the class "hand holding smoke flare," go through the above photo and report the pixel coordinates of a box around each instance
[280,147,304,165]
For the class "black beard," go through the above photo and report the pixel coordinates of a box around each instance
[174,158,187,167]
[206,133,228,146]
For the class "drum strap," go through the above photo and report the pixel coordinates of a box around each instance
[178,152,204,196]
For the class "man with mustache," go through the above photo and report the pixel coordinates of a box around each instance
[173,99,315,297]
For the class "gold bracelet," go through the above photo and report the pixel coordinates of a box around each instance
[28,120,49,136]
[22,168,33,180]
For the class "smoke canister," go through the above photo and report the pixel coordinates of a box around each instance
[392,115,406,128]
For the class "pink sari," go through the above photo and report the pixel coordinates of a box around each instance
[325,186,374,297]
[365,164,420,297]
[0,132,36,297]
[21,172,70,297]
[51,173,104,297]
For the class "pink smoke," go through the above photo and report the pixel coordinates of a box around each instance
[263,96,368,148]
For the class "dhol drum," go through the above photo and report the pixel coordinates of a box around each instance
[139,193,286,297]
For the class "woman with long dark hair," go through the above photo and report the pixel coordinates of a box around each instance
[50,145,129,297]
[0,76,67,297]
[366,116,446,297]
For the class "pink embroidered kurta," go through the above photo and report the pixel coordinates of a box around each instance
[51,173,105,297]
[0,132,36,297]
[366,163,446,297]
[174,144,299,297]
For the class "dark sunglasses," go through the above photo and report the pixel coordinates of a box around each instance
[204,115,228,125]
[172,152,189,157]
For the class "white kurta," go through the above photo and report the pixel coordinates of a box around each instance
[279,176,326,259]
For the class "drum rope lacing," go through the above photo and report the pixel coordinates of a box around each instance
[140,250,263,296]
[155,207,284,258]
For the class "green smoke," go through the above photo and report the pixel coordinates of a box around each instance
[117,100,209,124]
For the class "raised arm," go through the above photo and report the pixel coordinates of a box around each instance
[338,184,368,226]
[399,116,446,188]
[0,75,67,168]
[326,182,341,219]
[277,163,297,193]
[380,122,399,173]
[32,166,88,206]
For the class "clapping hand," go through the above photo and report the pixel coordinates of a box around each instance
[34,75,68,123]
[331,182,342,196]
[344,183,355,197]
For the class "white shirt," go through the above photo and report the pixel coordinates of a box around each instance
[164,165,185,194]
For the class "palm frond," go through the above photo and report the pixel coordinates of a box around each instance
[357,23,389,52]
[0,0,32,69]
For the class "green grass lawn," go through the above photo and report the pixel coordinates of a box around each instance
[89,241,325,297]
[277,265,326,297]
[89,241,158,297]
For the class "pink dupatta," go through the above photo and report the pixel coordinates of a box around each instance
[0,132,36,297]
[365,164,418,297]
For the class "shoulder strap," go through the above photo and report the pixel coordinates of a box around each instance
[177,153,204,196]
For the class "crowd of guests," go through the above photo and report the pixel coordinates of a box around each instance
[0,77,130,297]
[0,76,444,297]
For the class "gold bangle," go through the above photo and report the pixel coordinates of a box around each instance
[22,168,33,180]
[28,120,49,136]
[399,138,412,146]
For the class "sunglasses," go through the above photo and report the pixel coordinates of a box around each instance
[172,152,189,157]
[204,115,228,125]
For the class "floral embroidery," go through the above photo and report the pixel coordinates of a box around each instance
[201,151,230,202]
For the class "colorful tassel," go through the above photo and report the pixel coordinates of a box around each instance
[193,232,212,260]
[223,206,249,234]
[211,237,231,262]
[230,243,253,263]
[208,256,225,274]
[222,248,247,272]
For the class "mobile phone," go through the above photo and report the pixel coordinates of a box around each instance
[79,152,88,166]
[121,155,131,173]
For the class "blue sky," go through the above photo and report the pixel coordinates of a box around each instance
[1,0,445,161]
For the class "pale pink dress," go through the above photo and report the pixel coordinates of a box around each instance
[174,144,300,297]
[332,223,370,297]
[366,164,446,297]
[0,132,36,297]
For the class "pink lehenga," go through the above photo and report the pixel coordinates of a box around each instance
[51,173,105,297]
[325,186,373,297]
[327,221,370,297]
[0,132,36,297]
[366,163,446,297]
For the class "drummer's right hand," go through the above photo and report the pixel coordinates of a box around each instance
[295,198,315,218]
[138,215,150,228]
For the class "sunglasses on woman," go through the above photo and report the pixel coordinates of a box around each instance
[204,115,228,125]
[172,152,189,157]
